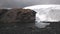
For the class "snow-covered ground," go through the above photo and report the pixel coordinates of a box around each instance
[23,5,60,28]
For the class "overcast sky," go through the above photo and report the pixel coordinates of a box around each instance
[0,0,60,8]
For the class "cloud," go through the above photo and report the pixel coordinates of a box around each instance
[0,0,60,8]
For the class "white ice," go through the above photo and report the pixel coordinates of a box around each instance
[23,5,60,28]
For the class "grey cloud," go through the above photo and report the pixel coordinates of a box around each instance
[0,0,60,8]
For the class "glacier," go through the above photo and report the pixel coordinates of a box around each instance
[23,5,60,28]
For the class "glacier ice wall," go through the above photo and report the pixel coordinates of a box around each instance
[23,5,60,28]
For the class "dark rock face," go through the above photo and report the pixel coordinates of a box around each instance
[0,9,8,19]
[0,8,36,34]
[39,21,60,34]
[0,8,36,24]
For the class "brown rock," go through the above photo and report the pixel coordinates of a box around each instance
[0,8,36,24]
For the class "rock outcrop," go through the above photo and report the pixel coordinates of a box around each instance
[0,8,36,24]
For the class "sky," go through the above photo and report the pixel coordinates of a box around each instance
[0,0,60,8]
